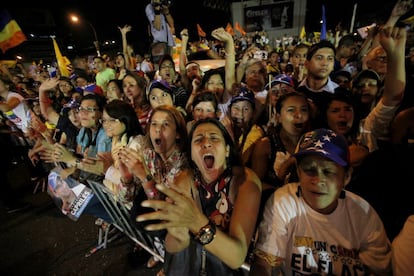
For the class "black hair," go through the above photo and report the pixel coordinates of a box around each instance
[199,67,225,90]
[187,118,242,170]
[192,90,218,112]
[103,99,144,140]
[307,40,336,60]
[81,93,106,112]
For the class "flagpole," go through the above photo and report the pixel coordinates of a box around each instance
[350,3,357,34]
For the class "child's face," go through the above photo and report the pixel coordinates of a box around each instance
[149,88,173,109]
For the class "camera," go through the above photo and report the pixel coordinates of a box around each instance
[152,0,172,7]
[253,50,268,61]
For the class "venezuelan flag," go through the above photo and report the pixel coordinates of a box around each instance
[0,10,27,53]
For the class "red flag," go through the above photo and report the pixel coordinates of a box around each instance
[235,22,246,36]
[0,10,27,53]
[225,23,235,36]
[196,24,206,37]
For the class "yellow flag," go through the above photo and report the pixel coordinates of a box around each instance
[299,26,306,39]
[52,38,71,77]
[402,15,414,24]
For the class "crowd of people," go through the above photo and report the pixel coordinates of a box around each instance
[1,0,414,275]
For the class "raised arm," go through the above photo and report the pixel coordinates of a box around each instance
[179,29,190,89]
[378,25,406,106]
[118,25,132,71]
[38,78,60,125]
[212,27,236,92]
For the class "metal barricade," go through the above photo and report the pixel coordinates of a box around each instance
[87,180,164,262]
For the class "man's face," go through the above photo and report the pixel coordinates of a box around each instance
[159,61,176,84]
[305,47,335,81]
[297,155,347,214]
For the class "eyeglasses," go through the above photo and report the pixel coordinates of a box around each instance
[78,106,99,113]
[374,56,387,63]
[207,81,224,86]
[160,64,174,69]
[59,83,72,88]
[356,82,378,89]
[99,118,120,124]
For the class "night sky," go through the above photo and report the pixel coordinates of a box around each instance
[2,0,411,60]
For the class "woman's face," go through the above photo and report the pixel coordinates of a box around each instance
[354,77,379,105]
[326,100,354,136]
[148,88,174,109]
[115,55,126,68]
[149,111,178,158]
[277,95,309,136]
[58,80,73,96]
[268,83,295,106]
[68,109,81,128]
[205,74,224,97]
[78,99,101,129]
[122,75,144,100]
[106,82,122,102]
[230,100,254,128]
[101,110,126,139]
[192,101,216,121]
[191,122,228,183]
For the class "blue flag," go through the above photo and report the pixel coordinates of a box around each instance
[321,5,327,40]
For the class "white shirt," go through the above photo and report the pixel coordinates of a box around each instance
[255,183,392,275]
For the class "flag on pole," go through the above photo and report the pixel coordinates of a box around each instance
[320,5,327,40]
[0,10,27,53]
[225,23,235,36]
[299,26,306,40]
[235,22,246,36]
[196,24,206,37]
[402,15,414,24]
[52,38,71,77]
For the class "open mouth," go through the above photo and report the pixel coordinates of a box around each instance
[154,138,162,145]
[294,123,304,129]
[203,154,215,169]
[337,121,347,127]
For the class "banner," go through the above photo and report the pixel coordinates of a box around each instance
[244,2,293,33]
[0,10,27,53]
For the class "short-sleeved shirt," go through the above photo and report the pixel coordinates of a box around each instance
[255,183,392,275]
[76,126,112,157]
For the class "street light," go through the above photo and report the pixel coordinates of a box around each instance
[70,14,101,57]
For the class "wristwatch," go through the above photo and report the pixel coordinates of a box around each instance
[194,221,216,245]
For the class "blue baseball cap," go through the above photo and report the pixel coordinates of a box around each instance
[265,74,295,90]
[230,86,255,108]
[293,128,349,167]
